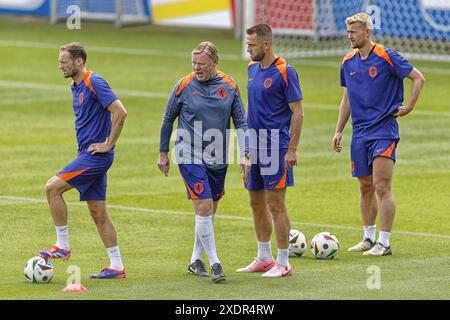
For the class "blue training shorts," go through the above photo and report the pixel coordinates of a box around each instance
[245,148,294,191]
[178,164,227,201]
[57,151,114,201]
[351,137,399,177]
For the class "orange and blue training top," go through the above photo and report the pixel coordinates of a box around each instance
[70,70,118,153]
[159,71,248,170]
[247,57,303,151]
[341,44,413,139]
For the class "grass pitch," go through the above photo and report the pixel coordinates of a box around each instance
[0,17,449,300]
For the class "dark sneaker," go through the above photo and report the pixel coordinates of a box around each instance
[363,242,392,256]
[187,259,208,277]
[211,263,226,283]
[348,238,375,252]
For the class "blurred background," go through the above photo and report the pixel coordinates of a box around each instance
[1,0,449,60]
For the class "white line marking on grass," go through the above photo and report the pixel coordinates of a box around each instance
[1,80,449,117]
[1,195,449,240]
[0,80,167,99]
[1,96,68,105]
[304,103,450,117]
[1,39,449,75]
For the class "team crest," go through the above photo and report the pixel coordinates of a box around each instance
[369,66,377,78]
[216,87,227,99]
[263,77,272,88]
[194,182,204,194]
[78,92,84,104]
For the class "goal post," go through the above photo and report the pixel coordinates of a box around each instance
[50,0,151,28]
[243,0,450,61]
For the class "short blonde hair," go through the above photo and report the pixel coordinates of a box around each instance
[345,13,373,29]
[192,42,218,63]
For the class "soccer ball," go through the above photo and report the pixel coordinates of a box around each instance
[24,256,54,283]
[310,232,340,259]
[289,229,307,257]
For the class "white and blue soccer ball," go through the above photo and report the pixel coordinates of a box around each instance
[310,232,340,259]
[24,256,54,283]
[289,229,307,257]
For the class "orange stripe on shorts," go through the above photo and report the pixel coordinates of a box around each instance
[182,178,199,200]
[57,167,91,182]
[380,142,396,158]
[274,169,287,189]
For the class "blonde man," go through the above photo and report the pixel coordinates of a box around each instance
[333,13,425,255]
[158,42,249,283]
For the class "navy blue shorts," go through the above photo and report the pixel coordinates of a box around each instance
[351,137,398,177]
[57,151,114,201]
[245,148,294,191]
[178,164,227,201]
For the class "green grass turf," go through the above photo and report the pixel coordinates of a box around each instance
[0,17,449,300]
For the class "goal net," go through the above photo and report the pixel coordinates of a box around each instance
[50,0,151,27]
[243,0,450,61]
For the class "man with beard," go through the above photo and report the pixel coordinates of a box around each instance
[237,24,304,278]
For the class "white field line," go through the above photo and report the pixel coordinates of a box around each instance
[1,39,450,75]
[0,40,242,61]
[1,80,450,117]
[1,195,449,240]
[0,80,167,99]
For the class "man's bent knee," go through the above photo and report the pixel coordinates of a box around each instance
[45,176,71,197]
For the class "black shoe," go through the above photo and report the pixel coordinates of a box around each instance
[187,259,208,277]
[211,263,226,283]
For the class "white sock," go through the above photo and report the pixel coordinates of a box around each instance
[106,246,124,271]
[195,215,220,266]
[363,225,376,242]
[55,225,69,250]
[191,214,217,263]
[277,248,290,267]
[257,241,273,261]
[378,231,391,247]
[190,230,204,263]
